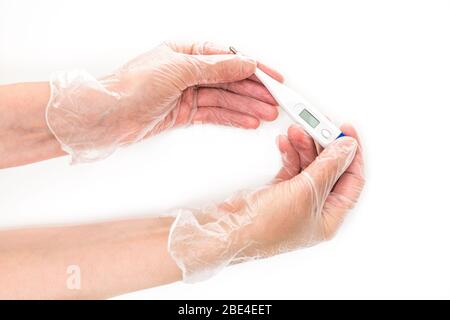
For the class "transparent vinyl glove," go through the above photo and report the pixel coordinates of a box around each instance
[46,42,282,163]
[168,124,365,282]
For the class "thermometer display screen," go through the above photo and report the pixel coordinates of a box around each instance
[299,109,320,128]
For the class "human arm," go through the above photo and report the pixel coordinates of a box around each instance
[0,216,180,299]
[0,82,65,168]
[0,124,364,298]
[0,41,282,168]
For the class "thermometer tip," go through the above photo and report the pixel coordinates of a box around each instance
[229,46,238,54]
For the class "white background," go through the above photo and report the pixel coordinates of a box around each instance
[1,0,450,299]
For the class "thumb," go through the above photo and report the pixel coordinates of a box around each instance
[296,137,358,204]
[181,54,257,86]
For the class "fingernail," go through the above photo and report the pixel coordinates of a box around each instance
[334,137,358,158]
[260,105,278,120]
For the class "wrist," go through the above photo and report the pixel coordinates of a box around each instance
[167,203,259,282]
[0,82,66,168]
[46,70,140,163]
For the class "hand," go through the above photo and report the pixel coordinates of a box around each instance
[169,124,365,282]
[46,41,283,163]
[241,124,364,254]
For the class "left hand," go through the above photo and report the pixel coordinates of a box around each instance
[46,41,283,163]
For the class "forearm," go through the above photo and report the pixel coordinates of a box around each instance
[0,217,181,299]
[0,82,65,168]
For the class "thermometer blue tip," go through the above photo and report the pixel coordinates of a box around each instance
[336,132,346,139]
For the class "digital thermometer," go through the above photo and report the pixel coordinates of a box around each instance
[230,47,344,147]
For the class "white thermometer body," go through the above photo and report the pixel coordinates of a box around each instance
[255,68,344,147]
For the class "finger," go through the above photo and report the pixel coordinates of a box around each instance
[321,125,365,234]
[230,46,284,83]
[165,41,231,55]
[193,107,260,129]
[315,141,324,155]
[273,135,301,182]
[166,41,284,83]
[181,42,284,82]
[295,137,358,204]
[254,61,284,83]
[248,70,284,85]
[287,124,318,170]
[183,54,257,86]
[197,88,278,121]
[338,124,364,178]
[247,62,284,84]
[202,79,277,105]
